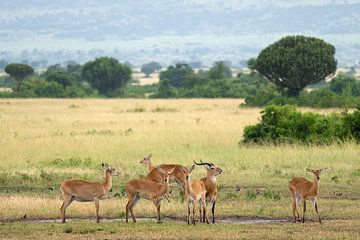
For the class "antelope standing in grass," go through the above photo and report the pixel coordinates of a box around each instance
[194,160,223,223]
[289,168,327,223]
[180,164,208,225]
[60,163,119,223]
[140,154,155,173]
[140,154,188,198]
[125,167,174,223]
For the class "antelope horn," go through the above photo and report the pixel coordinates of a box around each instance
[193,159,212,167]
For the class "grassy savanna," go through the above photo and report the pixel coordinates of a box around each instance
[0,99,359,239]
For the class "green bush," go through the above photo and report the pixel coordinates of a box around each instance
[243,105,360,144]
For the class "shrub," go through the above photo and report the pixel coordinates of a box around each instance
[243,105,360,144]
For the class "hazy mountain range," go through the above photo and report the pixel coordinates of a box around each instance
[0,0,360,66]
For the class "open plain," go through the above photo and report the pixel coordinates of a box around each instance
[0,99,359,239]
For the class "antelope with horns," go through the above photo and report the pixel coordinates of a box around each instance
[180,164,208,225]
[125,167,174,223]
[60,163,119,223]
[140,154,188,199]
[288,168,327,223]
[194,160,223,223]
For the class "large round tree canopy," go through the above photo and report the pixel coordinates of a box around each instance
[81,57,132,95]
[254,35,337,96]
[5,63,34,92]
[5,63,34,81]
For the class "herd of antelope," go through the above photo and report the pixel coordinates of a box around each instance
[60,154,327,225]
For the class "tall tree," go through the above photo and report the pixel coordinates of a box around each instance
[208,61,232,79]
[81,57,131,95]
[252,35,337,96]
[141,61,162,77]
[5,63,34,92]
[160,63,193,88]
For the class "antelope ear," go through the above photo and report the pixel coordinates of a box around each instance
[157,167,165,175]
[306,168,314,173]
[102,163,108,168]
[189,164,196,173]
[320,168,327,173]
[149,153,152,159]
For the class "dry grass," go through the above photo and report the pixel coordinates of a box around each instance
[0,99,359,239]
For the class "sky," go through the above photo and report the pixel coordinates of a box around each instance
[0,0,359,65]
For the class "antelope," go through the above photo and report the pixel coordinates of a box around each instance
[140,154,188,199]
[140,154,155,173]
[125,167,174,223]
[288,168,327,223]
[60,163,119,223]
[194,160,223,223]
[180,164,208,225]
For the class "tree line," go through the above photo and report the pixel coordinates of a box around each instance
[1,35,360,108]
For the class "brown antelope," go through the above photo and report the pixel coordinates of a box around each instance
[180,164,209,225]
[194,160,223,223]
[288,168,327,223]
[140,154,188,198]
[60,163,119,223]
[125,167,174,223]
[140,154,155,173]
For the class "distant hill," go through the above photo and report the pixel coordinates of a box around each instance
[0,0,359,66]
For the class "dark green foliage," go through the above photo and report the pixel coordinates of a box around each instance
[151,79,178,98]
[253,35,337,96]
[141,61,162,77]
[152,69,270,98]
[245,74,360,108]
[159,63,194,88]
[208,61,232,79]
[2,76,95,98]
[121,84,158,98]
[81,57,132,95]
[243,105,360,144]
[4,63,34,92]
[329,74,360,96]
[18,77,65,98]
[43,68,74,87]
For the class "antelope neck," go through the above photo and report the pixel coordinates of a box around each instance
[103,170,112,191]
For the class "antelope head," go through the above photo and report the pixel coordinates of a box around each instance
[156,167,175,184]
[140,154,152,164]
[180,164,196,182]
[102,163,120,176]
[194,160,223,176]
[306,168,327,181]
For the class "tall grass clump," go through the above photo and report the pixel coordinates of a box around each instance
[242,105,360,144]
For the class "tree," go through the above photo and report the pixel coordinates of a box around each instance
[253,35,337,96]
[44,69,74,87]
[152,79,177,98]
[5,63,34,92]
[141,61,162,77]
[329,74,360,96]
[160,63,193,88]
[81,57,131,95]
[208,61,232,79]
